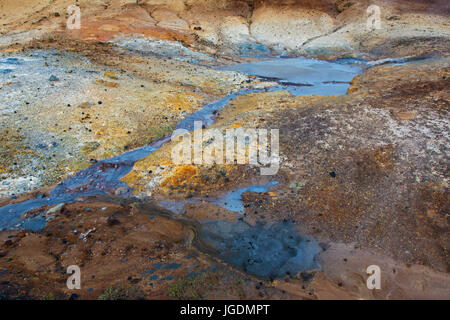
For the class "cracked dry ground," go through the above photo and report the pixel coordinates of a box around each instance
[0,0,449,300]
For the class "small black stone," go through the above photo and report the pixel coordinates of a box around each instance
[329,171,336,178]
[106,217,120,226]
[300,272,314,282]
[69,293,78,300]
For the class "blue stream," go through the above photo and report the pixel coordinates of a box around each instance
[0,56,363,230]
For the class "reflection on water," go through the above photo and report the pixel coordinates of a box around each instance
[222,56,362,96]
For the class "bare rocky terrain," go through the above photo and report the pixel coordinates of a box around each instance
[0,0,448,300]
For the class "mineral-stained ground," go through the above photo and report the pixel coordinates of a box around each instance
[0,0,448,300]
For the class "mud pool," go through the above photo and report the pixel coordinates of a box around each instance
[199,220,321,279]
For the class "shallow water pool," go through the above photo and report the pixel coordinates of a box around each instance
[222,56,362,96]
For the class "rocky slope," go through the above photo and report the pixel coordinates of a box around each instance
[1,0,449,57]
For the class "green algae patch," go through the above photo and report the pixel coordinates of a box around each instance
[104,71,119,80]
[0,128,37,175]
[67,160,91,172]
[168,272,213,300]
[98,285,144,300]
[81,141,100,154]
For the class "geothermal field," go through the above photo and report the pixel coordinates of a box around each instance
[0,0,448,302]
